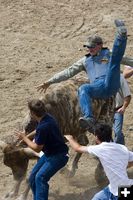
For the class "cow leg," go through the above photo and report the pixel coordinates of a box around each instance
[94,160,108,188]
[14,148,40,200]
[68,134,89,177]
[4,177,23,199]
[16,179,30,200]
[3,148,39,200]
[68,152,82,177]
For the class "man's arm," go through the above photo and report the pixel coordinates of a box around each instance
[123,66,133,78]
[117,75,131,114]
[15,130,43,153]
[122,95,131,110]
[117,95,131,114]
[64,135,88,153]
[36,57,85,92]
[121,56,133,67]
[17,130,36,146]
[109,50,133,67]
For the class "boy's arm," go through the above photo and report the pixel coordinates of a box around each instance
[15,130,43,153]
[65,135,88,153]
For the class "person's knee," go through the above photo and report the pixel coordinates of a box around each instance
[114,127,121,135]
[78,84,91,95]
[114,125,122,136]
[35,173,48,185]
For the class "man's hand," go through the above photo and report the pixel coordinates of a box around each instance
[64,134,87,153]
[15,130,43,153]
[64,135,73,141]
[17,131,36,146]
[36,82,50,93]
[15,130,26,140]
[117,106,125,114]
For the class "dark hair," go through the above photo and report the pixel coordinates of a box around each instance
[94,124,112,142]
[28,99,46,117]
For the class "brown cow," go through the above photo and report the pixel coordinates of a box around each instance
[0,76,115,200]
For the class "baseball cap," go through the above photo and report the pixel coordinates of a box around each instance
[83,35,103,48]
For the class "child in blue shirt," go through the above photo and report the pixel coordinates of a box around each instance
[16,99,69,200]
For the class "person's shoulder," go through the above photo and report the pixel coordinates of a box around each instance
[43,113,56,122]
[102,142,130,154]
[38,114,54,127]
[110,142,128,151]
[37,121,48,130]
[100,142,117,148]
[88,143,103,150]
[99,142,110,147]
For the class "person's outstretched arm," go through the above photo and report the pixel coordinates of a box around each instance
[123,66,133,78]
[64,135,88,153]
[36,58,85,93]
[121,56,133,67]
[15,130,43,153]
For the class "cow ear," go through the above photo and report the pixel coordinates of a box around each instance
[0,140,7,151]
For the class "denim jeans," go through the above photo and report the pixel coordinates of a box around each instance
[29,153,69,200]
[78,34,127,119]
[92,186,118,200]
[113,112,125,144]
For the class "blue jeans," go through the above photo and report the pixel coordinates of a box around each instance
[113,112,125,144]
[92,186,118,200]
[29,153,69,200]
[78,34,127,119]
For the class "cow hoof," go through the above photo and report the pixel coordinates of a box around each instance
[2,194,14,200]
[68,170,76,177]
[66,168,76,177]
[15,195,26,200]
[60,167,76,177]
[4,192,14,199]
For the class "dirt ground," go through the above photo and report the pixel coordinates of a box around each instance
[0,0,133,200]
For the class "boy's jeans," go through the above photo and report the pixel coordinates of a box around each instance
[113,112,125,145]
[29,152,69,200]
[78,34,127,119]
[92,186,118,200]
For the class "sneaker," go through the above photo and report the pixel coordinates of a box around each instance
[79,117,96,131]
[114,19,127,37]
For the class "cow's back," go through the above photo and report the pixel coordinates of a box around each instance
[41,76,115,135]
[42,77,82,137]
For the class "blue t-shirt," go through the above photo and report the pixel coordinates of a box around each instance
[34,113,68,156]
